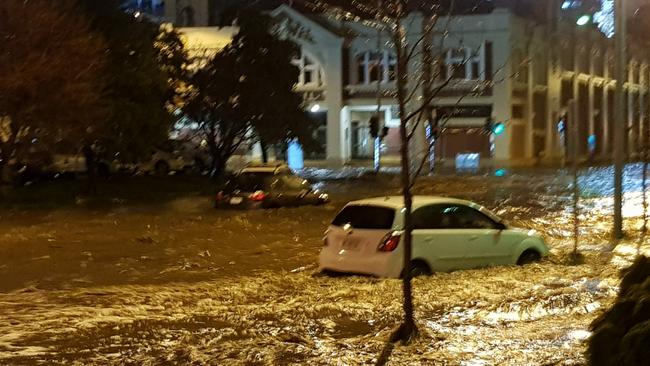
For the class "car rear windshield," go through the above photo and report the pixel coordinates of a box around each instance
[332,205,395,229]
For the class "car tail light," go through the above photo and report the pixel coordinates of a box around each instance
[216,191,225,201]
[378,231,402,252]
[249,190,267,201]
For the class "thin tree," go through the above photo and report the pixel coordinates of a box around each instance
[296,0,493,347]
[629,3,650,256]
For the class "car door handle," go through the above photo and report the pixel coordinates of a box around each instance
[468,236,479,241]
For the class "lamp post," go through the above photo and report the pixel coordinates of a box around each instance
[613,0,626,239]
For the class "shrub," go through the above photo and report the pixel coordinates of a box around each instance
[588,256,650,366]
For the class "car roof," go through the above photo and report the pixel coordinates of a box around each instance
[239,163,292,173]
[346,196,481,210]
[239,167,290,173]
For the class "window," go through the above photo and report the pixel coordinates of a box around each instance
[355,50,397,84]
[279,176,310,190]
[412,204,497,230]
[291,51,325,88]
[444,46,484,81]
[332,205,395,229]
[454,206,498,229]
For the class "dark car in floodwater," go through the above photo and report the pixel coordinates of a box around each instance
[215,171,329,209]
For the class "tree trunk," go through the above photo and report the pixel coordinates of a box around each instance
[0,158,9,200]
[392,15,417,342]
[260,138,269,163]
[82,144,97,196]
[205,137,224,179]
[0,151,8,185]
[211,157,226,178]
[0,128,16,185]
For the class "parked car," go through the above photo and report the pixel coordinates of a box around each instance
[215,165,329,209]
[49,154,118,177]
[319,196,549,278]
[5,150,55,185]
[140,140,209,175]
[238,163,292,176]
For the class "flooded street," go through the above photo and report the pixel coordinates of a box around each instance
[1,165,649,365]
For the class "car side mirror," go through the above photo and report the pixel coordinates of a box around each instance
[495,222,507,231]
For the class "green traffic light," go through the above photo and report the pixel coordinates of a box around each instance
[576,14,591,26]
[493,122,505,136]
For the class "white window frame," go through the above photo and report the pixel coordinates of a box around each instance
[356,50,397,84]
[445,45,485,81]
[291,51,325,88]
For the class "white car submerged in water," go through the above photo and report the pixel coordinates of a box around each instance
[319,196,549,278]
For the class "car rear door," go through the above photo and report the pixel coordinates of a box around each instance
[328,205,396,256]
[411,204,470,272]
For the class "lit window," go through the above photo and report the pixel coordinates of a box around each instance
[355,50,397,84]
[291,51,325,88]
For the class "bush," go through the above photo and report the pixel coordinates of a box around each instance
[588,256,650,366]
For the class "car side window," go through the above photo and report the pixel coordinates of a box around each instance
[412,204,460,229]
[280,175,310,190]
[412,204,497,230]
[454,206,498,229]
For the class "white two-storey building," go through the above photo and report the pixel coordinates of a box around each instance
[163,0,650,167]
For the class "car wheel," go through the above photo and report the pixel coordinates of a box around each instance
[517,250,541,265]
[155,161,170,176]
[404,260,431,278]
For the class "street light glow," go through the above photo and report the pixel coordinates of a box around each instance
[310,104,321,113]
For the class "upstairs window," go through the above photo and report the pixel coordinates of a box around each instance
[355,50,397,84]
[291,51,325,88]
[442,46,485,81]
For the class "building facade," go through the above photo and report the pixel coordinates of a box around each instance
[166,1,650,167]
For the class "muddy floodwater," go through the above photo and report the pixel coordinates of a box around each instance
[1,164,649,365]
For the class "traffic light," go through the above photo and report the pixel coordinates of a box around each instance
[492,122,505,136]
[484,118,505,136]
[561,0,600,26]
